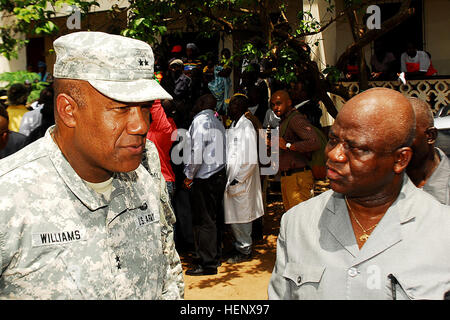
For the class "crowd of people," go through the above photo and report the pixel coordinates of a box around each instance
[0,31,448,300]
[142,42,333,275]
[0,82,54,159]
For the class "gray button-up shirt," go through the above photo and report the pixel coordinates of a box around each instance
[269,175,450,300]
[184,109,226,180]
[422,148,450,205]
[0,128,184,299]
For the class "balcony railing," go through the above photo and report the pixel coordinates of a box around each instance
[329,77,450,115]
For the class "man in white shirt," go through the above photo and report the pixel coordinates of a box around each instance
[19,86,53,137]
[224,94,264,263]
[400,42,437,78]
[263,107,280,129]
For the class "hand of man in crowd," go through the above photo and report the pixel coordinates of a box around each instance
[183,177,193,190]
[371,72,381,79]
[279,137,287,150]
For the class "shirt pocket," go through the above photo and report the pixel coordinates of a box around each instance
[227,179,249,197]
[387,273,425,300]
[282,262,326,299]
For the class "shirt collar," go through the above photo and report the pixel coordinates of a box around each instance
[231,114,247,128]
[326,174,417,224]
[294,100,310,109]
[194,108,215,119]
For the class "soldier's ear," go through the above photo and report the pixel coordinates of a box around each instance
[393,146,413,174]
[56,93,78,128]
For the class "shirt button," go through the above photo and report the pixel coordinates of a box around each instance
[140,203,148,210]
[348,267,358,277]
[297,276,302,284]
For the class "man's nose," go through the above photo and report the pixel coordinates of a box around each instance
[127,107,149,135]
[326,142,347,163]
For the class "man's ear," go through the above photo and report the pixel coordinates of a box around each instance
[56,93,78,128]
[425,127,438,145]
[393,147,413,174]
[0,131,8,146]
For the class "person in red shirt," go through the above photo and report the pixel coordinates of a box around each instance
[147,99,177,200]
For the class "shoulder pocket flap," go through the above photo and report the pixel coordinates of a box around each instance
[283,262,326,287]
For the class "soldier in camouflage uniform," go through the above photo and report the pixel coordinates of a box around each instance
[0,32,184,299]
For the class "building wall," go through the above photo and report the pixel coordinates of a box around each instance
[0,0,130,74]
[303,0,339,71]
[0,14,28,74]
[424,0,450,75]
[0,47,27,74]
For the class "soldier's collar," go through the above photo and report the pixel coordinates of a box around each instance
[46,127,111,210]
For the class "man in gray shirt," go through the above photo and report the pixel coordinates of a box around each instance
[269,88,450,300]
[406,97,449,205]
[183,94,227,276]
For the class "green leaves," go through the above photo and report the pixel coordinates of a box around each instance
[272,46,299,84]
[0,0,100,59]
[34,21,58,35]
[296,10,322,34]
[323,65,342,83]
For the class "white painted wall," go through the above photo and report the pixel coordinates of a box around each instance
[424,0,450,75]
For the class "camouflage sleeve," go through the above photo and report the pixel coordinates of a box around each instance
[0,228,4,276]
[142,139,184,299]
[159,176,185,300]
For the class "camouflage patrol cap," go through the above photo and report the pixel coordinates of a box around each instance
[53,31,172,103]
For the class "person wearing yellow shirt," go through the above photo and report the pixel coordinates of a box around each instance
[6,83,30,132]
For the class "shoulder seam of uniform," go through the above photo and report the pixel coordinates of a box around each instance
[0,149,49,178]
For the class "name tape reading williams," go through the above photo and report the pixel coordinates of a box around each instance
[32,229,86,247]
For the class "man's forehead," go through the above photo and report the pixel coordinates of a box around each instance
[332,115,378,143]
[271,91,289,102]
[270,93,282,101]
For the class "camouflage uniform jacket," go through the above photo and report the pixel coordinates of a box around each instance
[0,127,184,299]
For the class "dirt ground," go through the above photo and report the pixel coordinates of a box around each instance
[180,198,285,300]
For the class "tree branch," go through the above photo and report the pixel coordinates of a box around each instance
[196,7,234,31]
[227,7,257,15]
